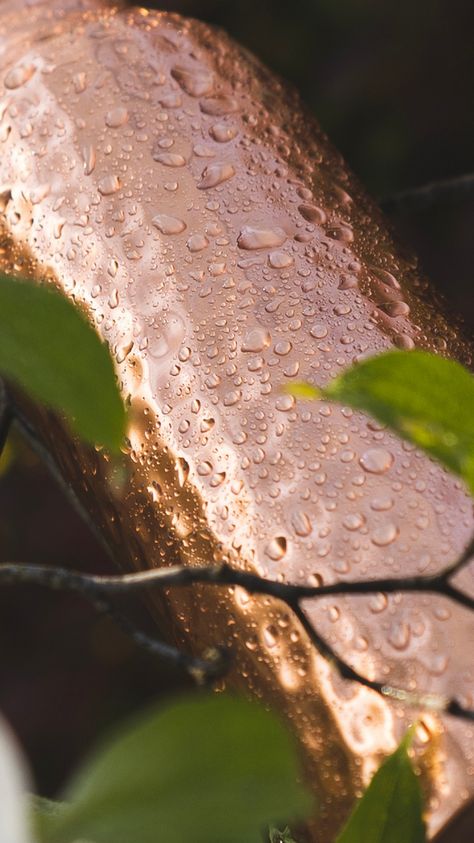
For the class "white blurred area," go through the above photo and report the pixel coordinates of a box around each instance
[0,715,33,843]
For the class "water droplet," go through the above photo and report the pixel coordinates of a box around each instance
[153,152,187,167]
[268,250,293,268]
[73,71,87,93]
[171,65,214,97]
[223,389,241,407]
[379,301,410,318]
[200,417,215,432]
[198,162,235,189]
[370,495,394,511]
[360,448,393,474]
[187,233,209,252]
[298,203,326,225]
[371,522,398,546]
[209,123,238,143]
[426,653,448,676]
[242,328,271,353]
[274,340,292,356]
[343,513,365,531]
[310,323,328,339]
[291,510,313,537]
[82,144,96,175]
[369,592,388,613]
[327,222,354,242]
[263,624,279,648]
[30,184,50,204]
[388,620,410,651]
[200,96,238,116]
[275,394,295,412]
[176,457,190,486]
[238,226,287,250]
[105,106,128,128]
[98,174,121,195]
[4,64,35,89]
[152,214,186,235]
[265,536,287,561]
[108,288,119,308]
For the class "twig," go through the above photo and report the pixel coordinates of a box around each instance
[380,172,474,213]
[0,552,472,719]
[0,386,473,718]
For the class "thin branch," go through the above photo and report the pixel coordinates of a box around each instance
[10,406,115,562]
[0,546,472,720]
[380,172,474,214]
[1,387,473,719]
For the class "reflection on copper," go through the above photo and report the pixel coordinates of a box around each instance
[0,2,473,840]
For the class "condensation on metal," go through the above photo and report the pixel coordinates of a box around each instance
[0,2,472,840]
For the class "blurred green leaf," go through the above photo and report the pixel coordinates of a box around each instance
[30,796,64,841]
[38,693,311,843]
[0,275,125,451]
[289,350,474,494]
[335,730,425,843]
[283,381,321,400]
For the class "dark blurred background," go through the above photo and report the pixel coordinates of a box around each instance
[0,0,472,797]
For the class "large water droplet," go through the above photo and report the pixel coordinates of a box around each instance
[265,536,287,561]
[153,152,187,167]
[388,620,411,651]
[291,510,313,537]
[4,64,35,89]
[98,174,121,195]
[187,233,209,252]
[242,327,271,353]
[171,65,214,97]
[82,144,96,175]
[200,96,238,116]
[105,106,128,128]
[360,448,393,474]
[197,162,235,189]
[209,123,238,143]
[268,250,293,268]
[310,324,328,339]
[152,214,186,235]
[371,522,398,546]
[238,226,286,250]
[298,203,326,225]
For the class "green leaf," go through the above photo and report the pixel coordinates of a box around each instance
[335,730,425,843]
[291,350,474,494]
[30,796,64,842]
[0,274,125,451]
[41,693,312,843]
[284,381,321,400]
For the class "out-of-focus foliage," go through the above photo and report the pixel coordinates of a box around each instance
[0,275,125,452]
[34,694,311,843]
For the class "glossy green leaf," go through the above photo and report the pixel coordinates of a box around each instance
[0,275,125,451]
[39,694,311,843]
[290,350,474,494]
[335,731,425,843]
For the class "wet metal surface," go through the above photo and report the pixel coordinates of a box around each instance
[0,2,472,839]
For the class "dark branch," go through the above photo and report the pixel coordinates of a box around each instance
[1,387,473,719]
[380,172,474,213]
[0,547,472,720]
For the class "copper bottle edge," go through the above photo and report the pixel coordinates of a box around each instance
[0,3,470,840]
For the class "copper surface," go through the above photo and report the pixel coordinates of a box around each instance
[0,2,473,840]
